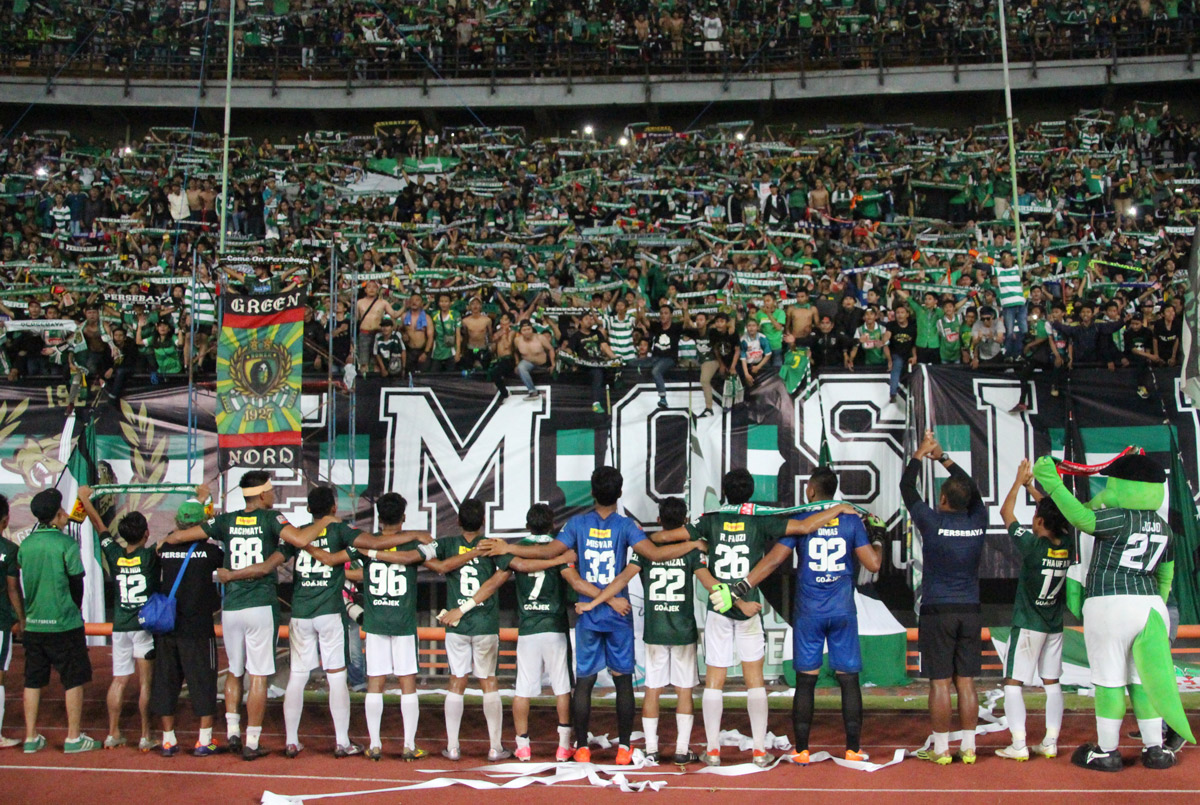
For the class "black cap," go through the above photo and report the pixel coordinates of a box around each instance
[31,488,63,524]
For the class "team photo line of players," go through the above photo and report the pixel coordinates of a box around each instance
[0,437,1188,772]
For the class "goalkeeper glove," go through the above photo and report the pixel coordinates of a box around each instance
[709,580,752,613]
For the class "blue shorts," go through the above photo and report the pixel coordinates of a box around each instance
[793,614,861,674]
[576,622,635,677]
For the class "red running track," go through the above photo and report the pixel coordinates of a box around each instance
[1,647,1198,804]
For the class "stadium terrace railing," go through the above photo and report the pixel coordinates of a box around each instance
[1,25,1194,87]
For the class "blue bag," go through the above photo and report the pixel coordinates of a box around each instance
[137,543,196,635]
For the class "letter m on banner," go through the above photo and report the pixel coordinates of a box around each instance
[216,290,304,470]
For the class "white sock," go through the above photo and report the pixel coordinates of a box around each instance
[0,685,5,733]
[960,730,976,753]
[933,732,949,754]
[198,727,212,746]
[557,724,573,750]
[1004,685,1027,749]
[642,717,659,754]
[401,693,420,751]
[516,734,531,750]
[675,713,694,755]
[365,693,384,749]
[225,713,241,739]
[162,729,177,747]
[482,691,503,752]
[1097,717,1122,753]
[1138,718,1164,748]
[245,726,262,750]
[327,671,351,748]
[284,671,308,746]
[1043,683,1063,742]
[747,687,768,752]
[445,692,464,752]
[702,689,723,752]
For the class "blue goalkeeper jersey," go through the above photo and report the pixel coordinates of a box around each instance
[780,512,870,618]
[556,509,646,632]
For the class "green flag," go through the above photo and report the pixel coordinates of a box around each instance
[1168,427,1200,624]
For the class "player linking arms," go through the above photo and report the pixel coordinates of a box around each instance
[302,492,446,761]
[995,460,1073,762]
[480,467,705,765]
[653,469,856,767]
[707,469,877,764]
[579,497,706,764]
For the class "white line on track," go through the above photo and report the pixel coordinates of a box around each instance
[0,766,1197,795]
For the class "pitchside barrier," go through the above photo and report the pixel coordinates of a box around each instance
[78,622,1200,684]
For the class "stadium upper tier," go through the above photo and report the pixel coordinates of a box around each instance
[0,0,1196,100]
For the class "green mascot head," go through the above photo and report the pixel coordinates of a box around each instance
[1086,451,1166,512]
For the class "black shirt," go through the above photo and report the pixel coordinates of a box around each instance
[157,540,223,638]
[1125,327,1155,363]
[885,319,917,360]
[900,459,987,607]
[1154,318,1180,363]
[569,327,609,362]
[804,330,849,369]
[648,321,684,361]
[710,330,739,366]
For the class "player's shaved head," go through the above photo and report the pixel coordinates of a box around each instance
[808,466,839,500]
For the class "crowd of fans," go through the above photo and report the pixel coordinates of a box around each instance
[0,102,1196,410]
[1,0,1196,79]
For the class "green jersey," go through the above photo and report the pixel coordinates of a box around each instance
[0,536,19,631]
[437,535,500,636]
[201,508,288,611]
[100,532,158,632]
[1008,523,1075,633]
[906,297,941,349]
[854,324,887,365]
[353,540,422,637]
[688,513,788,620]
[496,540,571,636]
[18,527,85,633]
[431,310,460,360]
[634,548,704,645]
[936,313,964,363]
[1087,508,1173,598]
[282,521,362,620]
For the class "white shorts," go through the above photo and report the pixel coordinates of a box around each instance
[515,632,572,698]
[1082,595,1169,688]
[703,40,721,53]
[1004,627,1063,685]
[221,605,276,677]
[290,613,347,674]
[645,642,699,690]
[446,632,499,679]
[704,610,765,668]
[365,633,418,678]
[112,630,154,677]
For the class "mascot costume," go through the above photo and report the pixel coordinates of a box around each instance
[1032,449,1194,771]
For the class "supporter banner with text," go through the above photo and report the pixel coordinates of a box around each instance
[216,290,304,470]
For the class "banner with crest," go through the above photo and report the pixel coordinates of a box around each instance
[216,290,304,470]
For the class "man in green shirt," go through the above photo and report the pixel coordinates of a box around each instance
[77,487,158,752]
[0,495,24,749]
[755,293,787,368]
[493,504,577,762]
[302,491,442,762]
[995,461,1074,762]
[580,497,704,764]
[18,488,96,754]
[434,498,514,762]
[166,471,335,760]
[903,290,943,363]
[849,305,888,367]
[936,298,966,364]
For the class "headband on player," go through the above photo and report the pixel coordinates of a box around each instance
[242,482,273,497]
